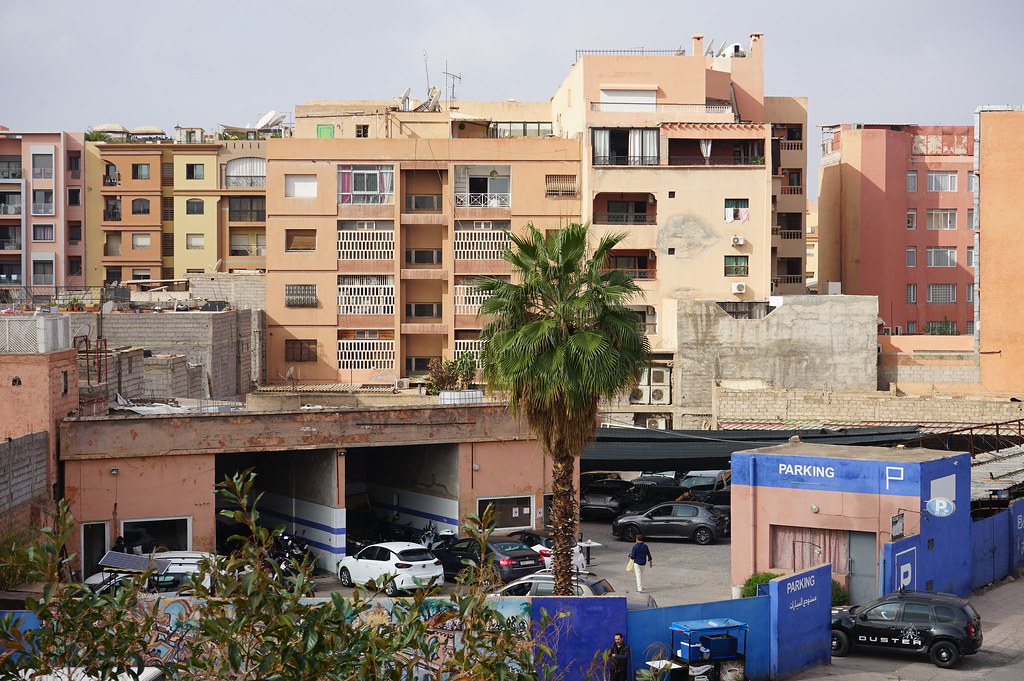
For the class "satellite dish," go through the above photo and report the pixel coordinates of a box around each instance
[285,366,295,379]
[73,323,91,339]
[255,110,276,130]
[101,301,115,314]
[268,114,286,128]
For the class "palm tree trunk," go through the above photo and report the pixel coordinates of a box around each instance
[549,449,578,596]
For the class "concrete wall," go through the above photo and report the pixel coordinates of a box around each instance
[143,354,193,398]
[186,273,266,311]
[676,296,877,416]
[0,431,50,534]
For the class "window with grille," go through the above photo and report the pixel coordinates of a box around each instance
[405,302,442,318]
[545,174,578,197]
[285,284,318,308]
[285,339,317,362]
[356,124,369,138]
[906,284,917,304]
[338,165,394,204]
[927,284,956,304]
[926,209,956,230]
[926,320,957,334]
[285,230,317,251]
[906,171,917,191]
[906,247,916,267]
[405,249,442,265]
[906,209,916,230]
[966,321,975,334]
[724,255,749,276]
[927,171,957,192]
[926,247,956,267]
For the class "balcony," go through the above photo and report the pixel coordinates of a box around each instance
[589,102,732,115]
[773,275,804,285]
[228,210,266,222]
[0,274,21,284]
[0,168,24,180]
[780,141,804,151]
[778,230,803,240]
[102,175,121,187]
[454,285,491,315]
[337,339,396,371]
[0,239,22,250]
[593,212,657,225]
[229,247,266,257]
[225,175,266,188]
[32,203,55,215]
[103,209,122,222]
[338,229,395,261]
[593,155,659,166]
[454,338,486,365]
[454,193,510,208]
[667,155,764,166]
[0,204,21,215]
[781,186,804,195]
[454,225,511,262]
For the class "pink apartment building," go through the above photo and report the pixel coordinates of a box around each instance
[818,125,976,335]
[0,129,86,296]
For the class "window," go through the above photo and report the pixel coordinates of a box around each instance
[476,496,533,531]
[906,247,916,267]
[32,224,54,241]
[968,173,979,192]
[488,122,553,138]
[354,330,380,339]
[355,124,369,138]
[131,163,150,180]
[67,154,81,172]
[966,321,975,334]
[907,321,917,334]
[906,171,917,191]
[132,198,150,215]
[906,209,916,230]
[906,284,917,304]
[32,260,54,285]
[68,222,81,243]
[122,518,189,554]
[338,165,395,204]
[592,128,659,165]
[285,174,318,198]
[185,233,205,249]
[132,233,151,250]
[316,124,334,139]
[927,284,956,304]
[228,196,265,221]
[724,255,749,276]
[285,229,317,251]
[968,209,976,230]
[864,603,901,622]
[926,247,956,267]
[131,269,151,280]
[60,371,68,396]
[926,209,956,230]
[724,198,749,222]
[185,164,204,180]
[405,356,437,374]
[186,198,204,215]
[926,320,957,334]
[68,257,82,276]
[545,174,578,197]
[927,171,957,192]
[67,188,81,206]
[966,283,975,303]
[405,249,442,265]
[284,284,318,307]
[967,247,975,267]
[285,339,318,362]
[903,603,932,623]
[32,154,53,179]
[405,302,442,318]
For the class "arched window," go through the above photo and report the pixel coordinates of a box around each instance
[225,157,266,188]
[131,198,150,215]
[186,199,204,215]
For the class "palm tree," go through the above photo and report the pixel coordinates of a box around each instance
[476,222,651,595]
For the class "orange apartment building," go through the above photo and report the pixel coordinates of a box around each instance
[0,129,85,294]
[818,124,976,336]
[267,33,808,390]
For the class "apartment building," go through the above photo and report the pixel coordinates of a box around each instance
[818,124,976,335]
[0,129,85,293]
[83,127,267,285]
[268,33,807,410]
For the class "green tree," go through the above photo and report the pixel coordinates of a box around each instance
[476,222,651,595]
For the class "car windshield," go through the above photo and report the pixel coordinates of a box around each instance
[680,476,716,488]
[491,541,529,553]
[589,579,613,596]
[397,548,434,562]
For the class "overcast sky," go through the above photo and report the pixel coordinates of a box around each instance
[3,0,1022,163]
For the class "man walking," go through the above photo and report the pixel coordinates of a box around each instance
[629,534,652,593]
[608,632,631,681]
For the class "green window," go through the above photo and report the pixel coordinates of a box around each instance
[317,124,334,139]
[724,255,749,276]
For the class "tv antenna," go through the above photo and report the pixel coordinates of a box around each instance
[423,50,431,91]
[443,67,462,104]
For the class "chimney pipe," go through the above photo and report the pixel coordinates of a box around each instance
[692,34,704,57]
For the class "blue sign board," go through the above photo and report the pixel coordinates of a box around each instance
[926,497,956,517]
[733,452,920,497]
[769,565,833,679]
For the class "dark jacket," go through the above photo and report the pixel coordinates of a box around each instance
[609,642,631,672]
[629,542,652,566]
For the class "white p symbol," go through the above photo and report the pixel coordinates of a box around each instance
[900,563,913,588]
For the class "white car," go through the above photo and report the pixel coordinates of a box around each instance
[507,530,587,572]
[337,541,443,596]
[84,550,218,595]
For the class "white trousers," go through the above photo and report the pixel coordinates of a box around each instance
[634,563,647,591]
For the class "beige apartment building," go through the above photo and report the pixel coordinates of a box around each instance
[267,34,808,425]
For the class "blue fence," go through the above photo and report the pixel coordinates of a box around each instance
[971,510,1012,589]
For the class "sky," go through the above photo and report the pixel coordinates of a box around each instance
[3,0,1023,173]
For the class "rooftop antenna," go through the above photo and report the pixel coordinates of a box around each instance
[442,66,462,104]
[255,111,276,130]
[423,50,431,91]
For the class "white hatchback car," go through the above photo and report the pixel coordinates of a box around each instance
[507,530,587,572]
[337,541,443,596]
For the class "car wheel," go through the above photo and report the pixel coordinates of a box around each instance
[692,526,715,545]
[384,579,399,597]
[622,525,640,542]
[338,567,353,587]
[929,640,960,669]
[830,629,850,657]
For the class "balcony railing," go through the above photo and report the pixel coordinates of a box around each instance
[589,102,733,115]
[228,210,266,222]
[779,230,803,240]
[454,339,486,364]
[32,203,55,215]
[593,212,657,225]
[593,155,659,166]
[454,228,511,261]
[225,175,266,188]
[229,247,267,257]
[0,168,24,179]
[454,285,492,315]
[668,156,764,166]
[338,230,395,260]
[820,150,841,166]
[781,186,804,195]
[103,209,122,221]
[32,169,53,179]
[0,239,22,250]
[337,339,396,370]
[0,274,21,283]
[773,275,804,284]
[638,320,658,335]
[454,192,511,208]
[102,175,121,186]
[780,141,804,151]
[604,268,656,280]
[0,204,21,215]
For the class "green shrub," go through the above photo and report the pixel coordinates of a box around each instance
[831,579,849,606]
[0,526,42,590]
[741,571,782,598]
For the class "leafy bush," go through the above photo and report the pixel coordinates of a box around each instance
[0,526,42,590]
[425,352,477,394]
[741,572,783,598]
[832,579,849,606]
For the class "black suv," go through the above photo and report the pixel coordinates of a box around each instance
[831,589,982,668]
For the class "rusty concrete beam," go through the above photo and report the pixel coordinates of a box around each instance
[61,404,531,460]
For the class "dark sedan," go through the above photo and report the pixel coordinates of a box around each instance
[580,478,634,518]
[611,501,729,545]
[432,535,543,583]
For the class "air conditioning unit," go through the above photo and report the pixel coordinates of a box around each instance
[646,417,668,430]
[639,368,651,385]
[730,235,745,246]
[650,386,671,405]
[395,378,411,390]
[629,386,651,404]
[731,282,747,294]
[648,367,670,386]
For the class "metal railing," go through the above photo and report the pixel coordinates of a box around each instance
[225,175,266,188]
[32,203,54,215]
[102,175,121,186]
[454,193,511,208]
[592,155,659,166]
[668,156,763,166]
[0,168,24,179]
[593,212,656,225]
[0,204,21,215]
[228,210,266,222]
[604,268,656,280]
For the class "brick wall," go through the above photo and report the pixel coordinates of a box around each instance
[144,355,193,398]
[186,273,266,311]
[0,431,49,533]
[878,363,982,389]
